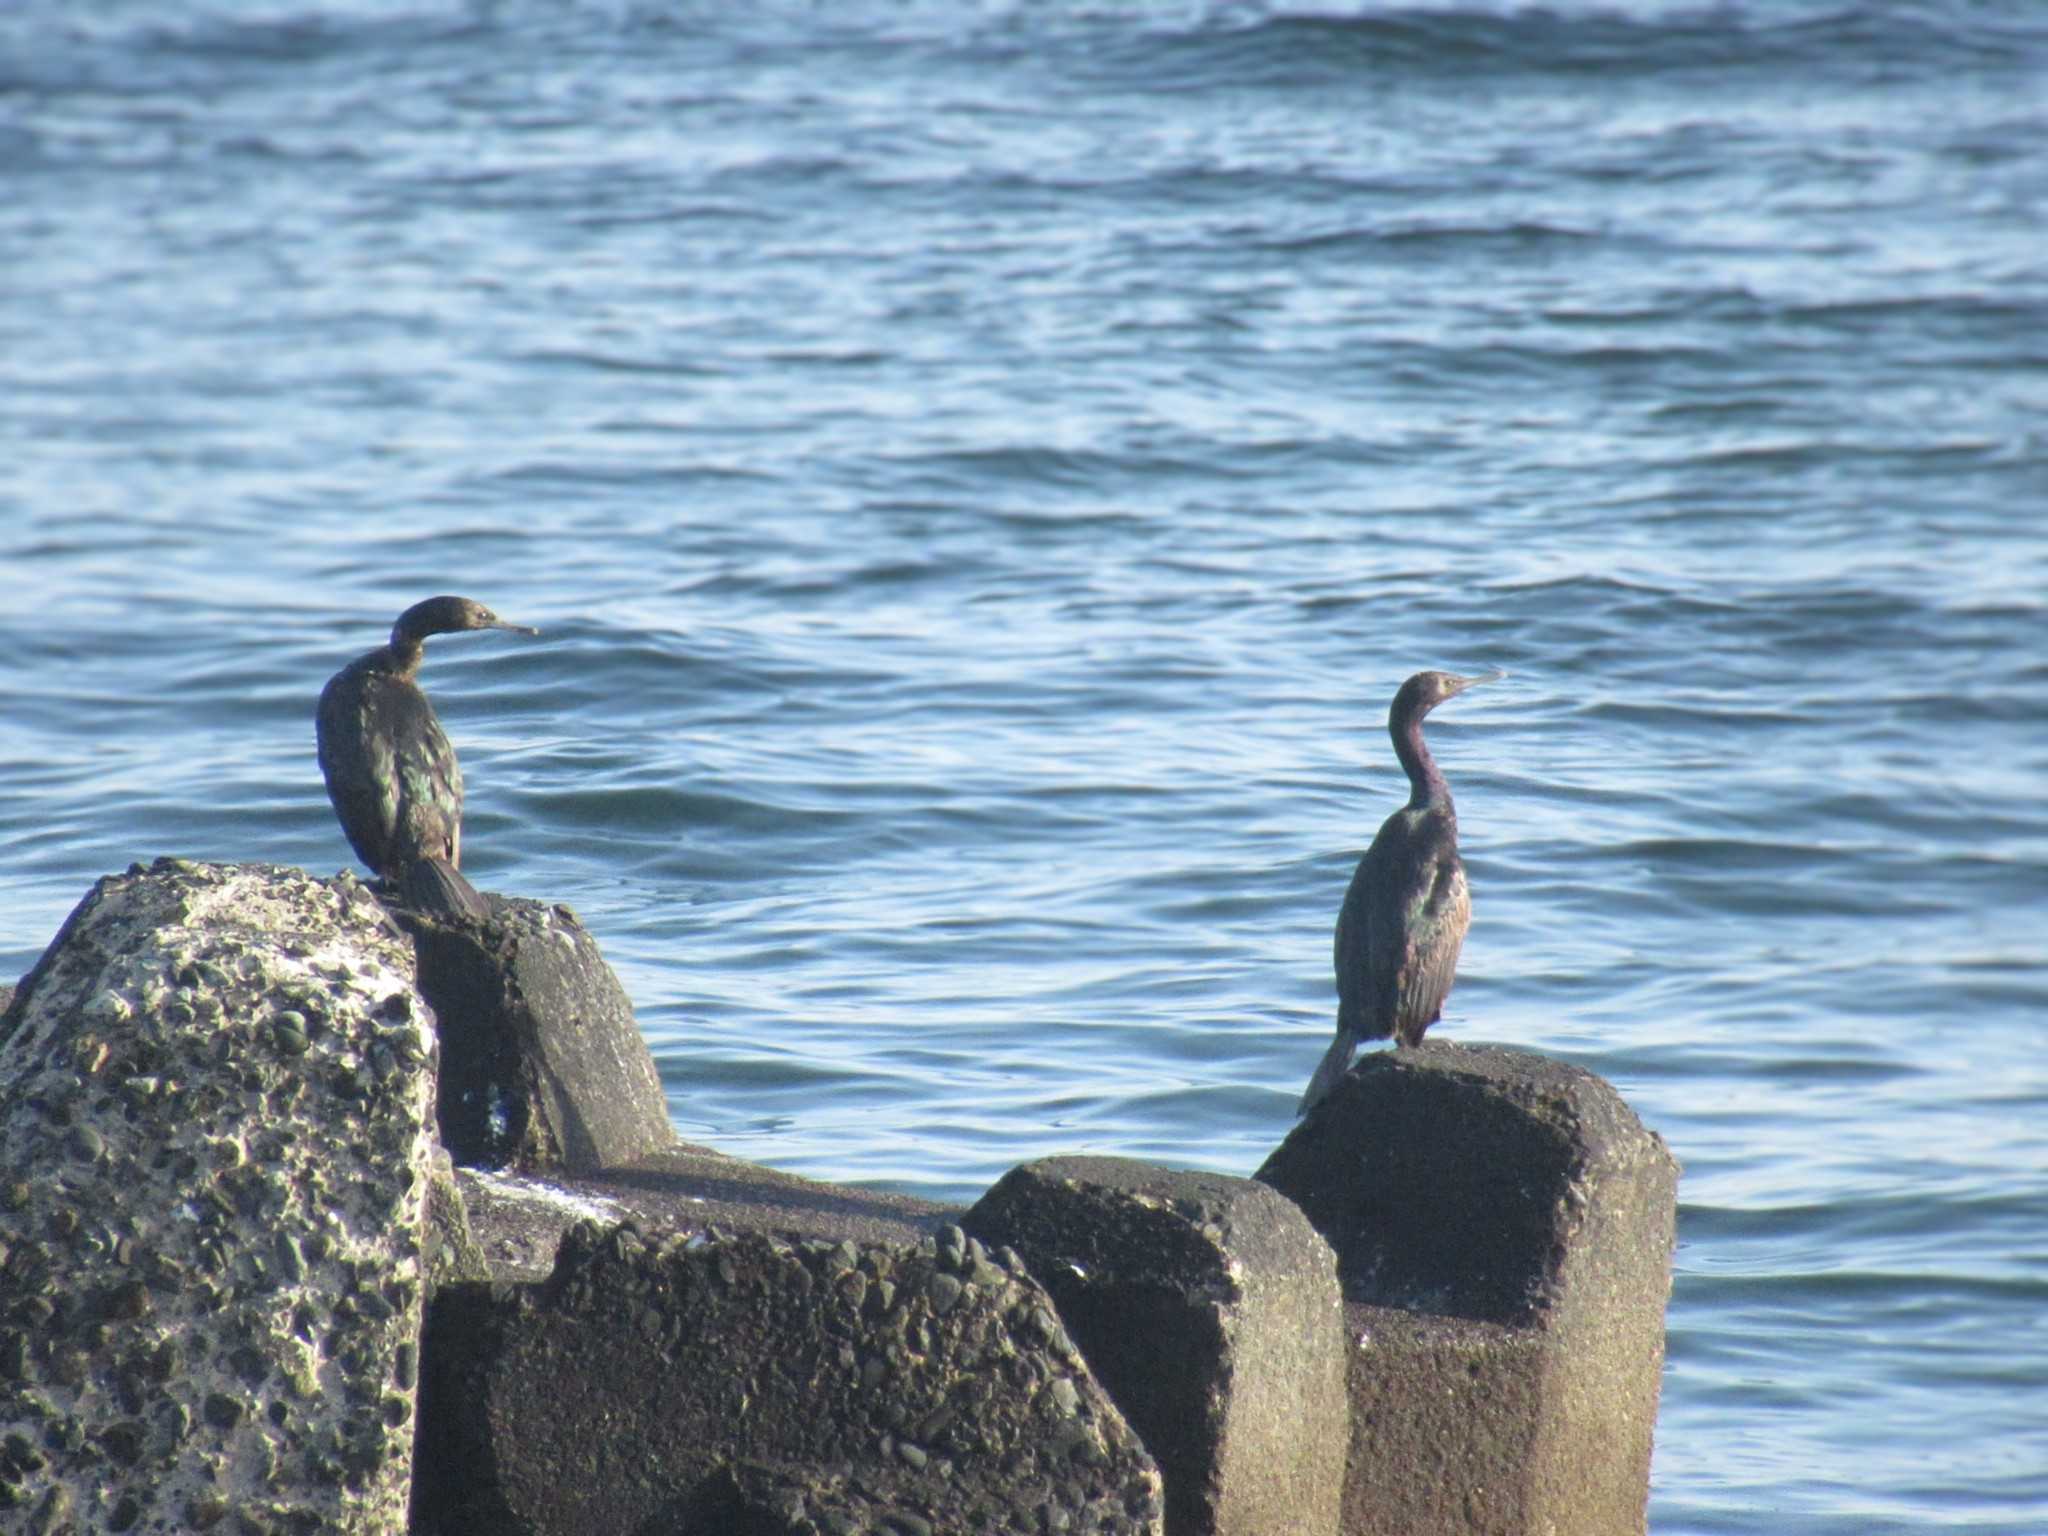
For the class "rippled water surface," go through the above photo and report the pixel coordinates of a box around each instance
[5,2,2046,1529]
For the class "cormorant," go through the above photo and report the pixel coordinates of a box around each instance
[1297,668,1502,1115]
[316,595,536,920]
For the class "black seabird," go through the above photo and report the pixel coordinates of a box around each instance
[316,595,536,919]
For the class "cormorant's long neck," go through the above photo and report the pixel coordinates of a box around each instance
[386,629,425,679]
[1392,708,1451,811]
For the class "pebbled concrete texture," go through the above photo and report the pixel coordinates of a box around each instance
[1256,1041,1679,1536]
[966,1157,1347,1536]
[416,1219,1166,1536]
[0,858,438,1535]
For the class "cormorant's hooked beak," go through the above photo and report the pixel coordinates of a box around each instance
[492,621,541,637]
[1452,667,1506,694]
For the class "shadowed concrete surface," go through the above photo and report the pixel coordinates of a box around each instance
[1256,1042,1679,1536]
[395,896,672,1174]
[415,1221,1165,1535]
[966,1157,1347,1536]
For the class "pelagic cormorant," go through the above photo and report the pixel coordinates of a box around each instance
[316,595,536,920]
[1297,668,1502,1115]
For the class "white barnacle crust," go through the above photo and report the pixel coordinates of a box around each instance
[0,859,438,1533]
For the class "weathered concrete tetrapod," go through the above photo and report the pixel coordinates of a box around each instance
[395,896,673,1174]
[966,1157,1348,1536]
[417,1220,1166,1535]
[0,859,438,1535]
[3,863,1678,1536]
[1255,1042,1679,1536]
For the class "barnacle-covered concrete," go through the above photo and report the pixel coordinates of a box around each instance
[0,859,437,1535]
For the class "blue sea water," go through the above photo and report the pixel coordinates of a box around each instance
[3,1,2046,1528]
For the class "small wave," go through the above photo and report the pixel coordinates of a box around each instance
[1011,2,2048,96]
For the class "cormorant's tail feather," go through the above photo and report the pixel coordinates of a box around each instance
[394,856,491,922]
[1297,1029,1360,1117]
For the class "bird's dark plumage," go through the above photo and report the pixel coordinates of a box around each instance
[1298,668,1500,1115]
[316,596,536,920]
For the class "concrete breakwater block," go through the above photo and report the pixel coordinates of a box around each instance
[396,897,672,1175]
[416,1220,1166,1535]
[965,1157,1346,1536]
[5,863,1679,1536]
[1255,1042,1679,1536]
[0,859,438,1535]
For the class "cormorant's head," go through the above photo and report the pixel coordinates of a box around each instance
[391,595,539,648]
[1392,667,1504,725]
